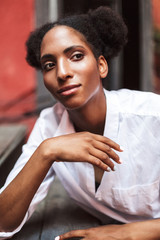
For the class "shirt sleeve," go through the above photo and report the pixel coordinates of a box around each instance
[0,115,55,239]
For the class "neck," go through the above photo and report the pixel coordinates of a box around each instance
[68,90,106,135]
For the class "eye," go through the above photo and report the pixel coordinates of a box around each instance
[71,52,84,61]
[42,62,55,72]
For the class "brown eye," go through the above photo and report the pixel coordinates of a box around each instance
[71,53,84,61]
[43,62,55,71]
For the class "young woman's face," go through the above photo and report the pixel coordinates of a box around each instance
[40,26,107,110]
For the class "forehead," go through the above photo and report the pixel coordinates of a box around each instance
[41,25,90,55]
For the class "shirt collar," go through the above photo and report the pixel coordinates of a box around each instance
[54,89,120,141]
[54,108,75,137]
[103,89,120,142]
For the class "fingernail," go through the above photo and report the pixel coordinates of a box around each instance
[106,166,111,172]
[55,236,60,240]
[120,146,124,151]
[119,158,123,164]
[113,166,117,171]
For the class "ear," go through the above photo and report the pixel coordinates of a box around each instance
[98,55,108,79]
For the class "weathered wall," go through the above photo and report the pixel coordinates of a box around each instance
[0,0,36,133]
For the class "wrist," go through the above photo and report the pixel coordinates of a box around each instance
[126,219,160,240]
[38,139,56,165]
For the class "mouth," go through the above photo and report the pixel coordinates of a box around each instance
[57,84,81,96]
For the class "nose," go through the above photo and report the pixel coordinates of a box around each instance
[57,58,73,81]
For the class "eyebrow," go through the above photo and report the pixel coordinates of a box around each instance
[41,45,85,61]
[40,54,53,62]
[63,45,85,54]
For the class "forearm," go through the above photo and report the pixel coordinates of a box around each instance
[0,131,124,233]
[58,218,160,240]
[0,140,54,232]
[125,219,160,240]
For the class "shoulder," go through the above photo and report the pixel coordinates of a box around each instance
[105,89,160,116]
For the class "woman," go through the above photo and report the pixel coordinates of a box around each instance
[0,6,160,240]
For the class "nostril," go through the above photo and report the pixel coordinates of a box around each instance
[58,74,72,82]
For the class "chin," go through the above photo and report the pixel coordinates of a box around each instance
[63,103,83,111]
[61,99,86,111]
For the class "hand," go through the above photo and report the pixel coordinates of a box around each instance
[55,220,160,240]
[56,224,126,240]
[43,132,123,171]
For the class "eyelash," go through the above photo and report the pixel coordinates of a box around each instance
[42,62,55,72]
[71,53,84,60]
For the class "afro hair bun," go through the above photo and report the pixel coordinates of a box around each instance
[25,6,128,69]
[88,6,128,60]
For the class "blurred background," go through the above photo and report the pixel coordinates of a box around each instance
[0,0,159,135]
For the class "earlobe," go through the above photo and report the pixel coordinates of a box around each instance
[98,56,108,78]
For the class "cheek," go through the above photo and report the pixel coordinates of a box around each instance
[43,74,57,95]
[85,63,101,85]
[77,59,100,80]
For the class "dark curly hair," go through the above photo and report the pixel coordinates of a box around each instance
[26,6,128,69]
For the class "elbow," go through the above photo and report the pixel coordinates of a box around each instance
[0,207,17,232]
[0,222,17,233]
[0,214,24,233]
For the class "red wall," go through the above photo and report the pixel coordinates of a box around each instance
[152,0,160,29]
[152,0,160,94]
[0,0,36,134]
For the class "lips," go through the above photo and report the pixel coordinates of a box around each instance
[57,84,81,96]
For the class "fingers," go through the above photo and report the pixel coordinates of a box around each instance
[92,141,122,164]
[87,137,123,171]
[79,132,124,171]
[51,132,124,172]
[88,155,112,171]
[91,133,123,152]
[56,229,86,239]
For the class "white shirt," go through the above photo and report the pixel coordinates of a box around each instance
[0,89,160,239]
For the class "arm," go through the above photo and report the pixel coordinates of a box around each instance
[0,141,54,232]
[57,219,160,240]
[0,131,122,232]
